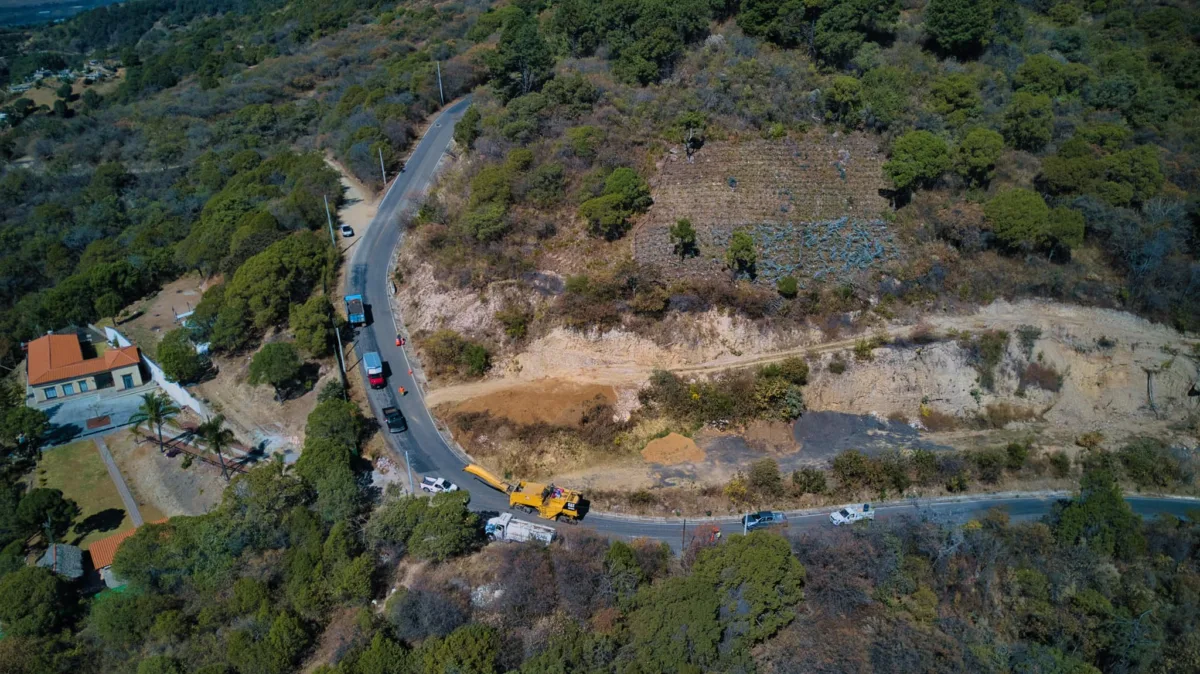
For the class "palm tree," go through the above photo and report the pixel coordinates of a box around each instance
[130,392,181,453]
[197,414,235,482]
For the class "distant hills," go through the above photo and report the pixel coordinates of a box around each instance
[0,0,124,27]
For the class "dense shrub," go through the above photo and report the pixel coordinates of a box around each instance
[422,329,492,378]
[1118,438,1185,489]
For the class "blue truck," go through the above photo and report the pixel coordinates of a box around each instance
[344,294,366,327]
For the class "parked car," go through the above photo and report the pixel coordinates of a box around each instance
[420,476,459,494]
[830,503,875,526]
[743,510,788,532]
[340,225,354,237]
[382,406,407,433]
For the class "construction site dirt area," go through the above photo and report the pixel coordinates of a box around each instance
[429,300,1199,492]
[194,355,338,457]
[105,430,224,517]
[118,274,214,358]
[443,380,617,428]
[641,433,705,465]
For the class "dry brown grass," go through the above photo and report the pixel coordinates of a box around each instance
[919,405,961,432]
[1019,361,1063,392]
[980,403,1040,429]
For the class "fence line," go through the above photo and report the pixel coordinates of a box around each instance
[102,326,214,419]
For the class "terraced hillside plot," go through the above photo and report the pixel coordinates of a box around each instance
[634,133,893,284]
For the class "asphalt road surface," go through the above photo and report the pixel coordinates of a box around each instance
[346,100,1199,551]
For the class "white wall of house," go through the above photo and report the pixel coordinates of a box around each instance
[104,327,212,418]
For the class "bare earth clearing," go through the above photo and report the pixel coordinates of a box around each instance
[119,274,212,359]
[106,429,224,517]
[424,299,1198,491]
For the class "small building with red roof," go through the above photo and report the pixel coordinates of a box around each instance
[87,519,167,589]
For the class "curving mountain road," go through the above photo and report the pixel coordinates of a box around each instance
[346,101,1199,550]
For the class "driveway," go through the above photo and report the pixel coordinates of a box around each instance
[39,383,158,447]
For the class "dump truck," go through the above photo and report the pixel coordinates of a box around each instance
[485,513,556,544]
[363,351,385,389]
[463,464,583,522]
[344,294,366,327]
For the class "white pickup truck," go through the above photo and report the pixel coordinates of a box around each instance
[485,513,556,544]
[830,503,876,526]
[420,476,459,494]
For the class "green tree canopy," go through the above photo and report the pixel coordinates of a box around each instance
[983,188,1049,250]
[669,218,698,258]
[1002,92,1054,152]
[954,127,1005,186]
[726,230,757,276]
[929,73,982,127]
[983,189,1083,252]
[925,0,993,52]
[16,488,79,541]
[578,167,652,240]
[884,130,951,191]
[487,12,554,101]
[157,328,207,385]
[248,342,303,398]
[454,105,482,151]
[1053,459,1144,559]
[223,232,335,336]
[625,532,804,670]
[0,567,67,637]
[289,295,335,357]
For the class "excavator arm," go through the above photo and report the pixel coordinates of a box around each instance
[463,464,512,494]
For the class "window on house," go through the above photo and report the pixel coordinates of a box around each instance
[79,381,89,392]
[62,383,74,396]
[121,374,134,389]
[43,388,57,400]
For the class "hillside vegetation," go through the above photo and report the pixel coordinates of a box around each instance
[0,1,1199,672]
[403,0,1199,375]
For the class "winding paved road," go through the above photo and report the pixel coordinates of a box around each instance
[346,101,1199,550]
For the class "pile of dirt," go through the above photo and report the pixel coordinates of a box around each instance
[447,380,616,428]
[641,433,705,465]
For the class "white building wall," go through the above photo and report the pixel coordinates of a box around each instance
[104,327,212,418]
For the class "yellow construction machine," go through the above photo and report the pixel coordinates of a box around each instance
[463,464,584,522]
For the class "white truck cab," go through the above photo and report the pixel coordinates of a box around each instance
[830,503,876,526]
[485,513,556,544]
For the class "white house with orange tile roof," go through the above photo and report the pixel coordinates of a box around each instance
[25,333,145,405]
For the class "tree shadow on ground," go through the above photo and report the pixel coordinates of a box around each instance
[70,508,126,544]
[43,422,82,446]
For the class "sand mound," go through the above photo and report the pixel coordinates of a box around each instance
[450,380,616,427]
[641,433,705,465]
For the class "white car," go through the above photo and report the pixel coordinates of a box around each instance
[830,503,875,526]
[420,476,459,494]
[340,225,354,237]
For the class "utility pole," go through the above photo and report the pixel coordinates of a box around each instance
[743,514,747,536]
[323,194,337,245]
[405,449,415,495]
[681,518,686,551]
[331,315,347,394]
[436,61,444,106]
[378,147,387,186]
